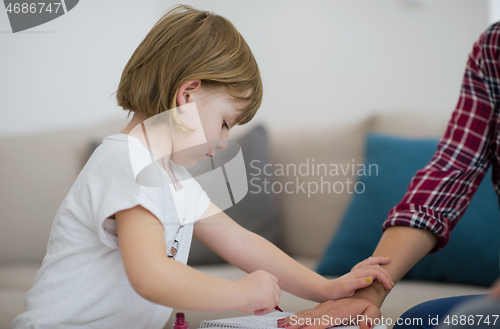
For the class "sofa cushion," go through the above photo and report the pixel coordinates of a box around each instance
[0,264,40,290]
[0,263,46,329]
[0,291,27,329]
[317,134,500,286]
[187,125,282,265]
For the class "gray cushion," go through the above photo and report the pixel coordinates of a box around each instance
[0,264,40,290]
[0,291,27,329]
[187,125,281,265]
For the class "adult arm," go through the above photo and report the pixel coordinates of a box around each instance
[281,22,500,329]
[279,227,436,329]
[355,226,439,306]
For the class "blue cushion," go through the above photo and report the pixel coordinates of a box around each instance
[316,134,500,286]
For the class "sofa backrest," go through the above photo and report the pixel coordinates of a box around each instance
[0,118,129,264]
[268,116,373,258]
[269,110,452,258]
[0,110,453,265]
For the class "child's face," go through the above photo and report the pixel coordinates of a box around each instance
[170,87,250,167]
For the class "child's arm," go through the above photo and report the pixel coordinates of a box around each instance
[115,205,280,313]
[194,203,394,303]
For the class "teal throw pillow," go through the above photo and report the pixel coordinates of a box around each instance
[316,134,500,286]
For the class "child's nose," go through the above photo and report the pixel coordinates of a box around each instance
[216,139,228,151]
[215,129,229,151]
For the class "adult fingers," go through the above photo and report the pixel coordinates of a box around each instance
[358,303,382,328]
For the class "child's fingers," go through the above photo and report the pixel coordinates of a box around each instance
[254,307,273,316]
[352,265,393,290]
[359,321,370,329]
[358,303,382,329]
[360,270,393,291]
[371,266,394,290]
[267,272,279,283]
[270,275,281,306]
[340,277,375,297]
[355,256,391,270]
[351,256,390,271]
[254,309,264,316]
[274,287,281,308]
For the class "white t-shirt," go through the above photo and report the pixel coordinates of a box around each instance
[11,133,211,329]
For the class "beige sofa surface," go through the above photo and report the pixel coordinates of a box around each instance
[0,110,491,329]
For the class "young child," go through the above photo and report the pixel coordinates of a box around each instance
[11,5,394,329]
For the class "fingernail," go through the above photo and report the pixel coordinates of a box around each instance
[278,319,285,322]
[392,281,395,286]
[366,321,371,328]
[284,325,290,328]
[365,276,372,282]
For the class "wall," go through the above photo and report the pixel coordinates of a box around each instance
[0,0,490,135]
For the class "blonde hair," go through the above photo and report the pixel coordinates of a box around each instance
[113,4,263,132]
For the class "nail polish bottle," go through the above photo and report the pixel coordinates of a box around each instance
[173,312,189,329]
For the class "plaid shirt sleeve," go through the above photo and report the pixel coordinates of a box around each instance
[382,23,500,253]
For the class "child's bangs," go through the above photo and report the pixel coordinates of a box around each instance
[228,84,262,126]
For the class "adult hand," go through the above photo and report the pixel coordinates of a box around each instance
[490,277,500,299]
[277,296,380,329]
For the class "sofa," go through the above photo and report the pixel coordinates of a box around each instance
[0,110,491,329]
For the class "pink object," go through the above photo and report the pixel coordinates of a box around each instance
[173,312,189,329]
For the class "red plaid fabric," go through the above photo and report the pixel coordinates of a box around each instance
[382,22,500,253]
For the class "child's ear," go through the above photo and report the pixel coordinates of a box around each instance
[177,80,201,107]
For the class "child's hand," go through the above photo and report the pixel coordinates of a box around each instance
[233,270,281,315]
[325,256,394,300]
